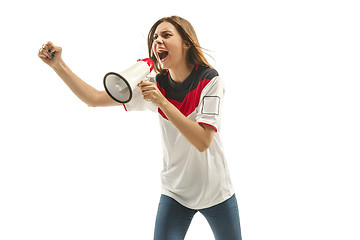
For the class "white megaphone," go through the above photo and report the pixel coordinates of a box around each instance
[103,58,154,103]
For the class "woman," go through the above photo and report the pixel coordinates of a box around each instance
[38,16,242,240]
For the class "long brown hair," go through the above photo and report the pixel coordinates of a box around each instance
[147,16,213,75]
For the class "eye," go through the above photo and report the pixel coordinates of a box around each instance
[163,32,172,38]
[153,31,172,42]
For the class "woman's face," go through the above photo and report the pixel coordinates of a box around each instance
[152,21,189,70]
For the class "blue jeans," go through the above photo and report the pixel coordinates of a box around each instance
[154,194,242,240]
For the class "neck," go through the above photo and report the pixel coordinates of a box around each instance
[169,62,195,83]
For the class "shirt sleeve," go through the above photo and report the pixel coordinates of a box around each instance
[195,76,224,132]
[123,77,158,112]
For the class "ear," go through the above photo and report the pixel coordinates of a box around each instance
[183,41,191,49]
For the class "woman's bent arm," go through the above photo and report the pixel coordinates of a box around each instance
[139,81,215,152]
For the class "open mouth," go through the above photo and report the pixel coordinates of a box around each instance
[157,50,169,62]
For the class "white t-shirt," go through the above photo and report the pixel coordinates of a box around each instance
[124,65,234,209]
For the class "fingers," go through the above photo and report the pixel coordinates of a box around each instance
[138,81,154,98]
[138,80,152,86]
[141,90,155,102]
[139,83,157,94]
[38,41,56,59]
[138,81,164,105]
[47,41,55,49]
[38,47,51,59]
[138,80,156,89]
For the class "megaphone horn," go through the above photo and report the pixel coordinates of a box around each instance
[104,58,154,103]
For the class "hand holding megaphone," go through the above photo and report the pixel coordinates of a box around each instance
[103,58,154,103]
[138,80,167,107]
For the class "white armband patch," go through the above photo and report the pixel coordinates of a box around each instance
[201,96,220,115]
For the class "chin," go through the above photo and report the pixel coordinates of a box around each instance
[159,61,170,70]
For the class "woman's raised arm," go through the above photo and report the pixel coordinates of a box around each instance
[38,41,121,107]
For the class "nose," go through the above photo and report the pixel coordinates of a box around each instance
[154,36,164,45]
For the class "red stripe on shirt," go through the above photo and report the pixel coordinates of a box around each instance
[157,78,212,120]
[198,122,218,132]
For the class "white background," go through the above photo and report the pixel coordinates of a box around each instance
[1,0,359,239]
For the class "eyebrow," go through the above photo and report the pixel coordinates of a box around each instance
[154,30,173,36]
